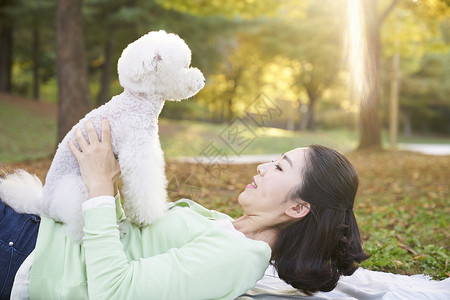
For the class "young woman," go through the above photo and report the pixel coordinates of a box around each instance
[1,120,368,299]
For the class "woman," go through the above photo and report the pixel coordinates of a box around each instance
[1,120,368,299]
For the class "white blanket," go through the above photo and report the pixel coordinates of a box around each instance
[237,266,450,300]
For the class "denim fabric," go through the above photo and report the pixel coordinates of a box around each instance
[0,196,40,300]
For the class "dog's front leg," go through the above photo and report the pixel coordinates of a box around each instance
[118,139,168,226]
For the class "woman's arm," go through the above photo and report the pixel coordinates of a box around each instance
[69,119,270,299]
[81,206,270,300]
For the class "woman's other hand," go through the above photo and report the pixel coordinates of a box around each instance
[68,119,121,198]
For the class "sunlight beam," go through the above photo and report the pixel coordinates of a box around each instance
[346,0,369,104]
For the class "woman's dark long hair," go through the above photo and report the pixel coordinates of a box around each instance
[272,145,369,295]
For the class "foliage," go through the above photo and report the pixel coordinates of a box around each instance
[184,0,349,129]
[347,150,449,279]
[255,1,345,131]
[2,0,56,98]
[398,52,450,133]
[382,0,450,63]
[156,0,282,19]
[1,0,449,138]
[379,0,450,135]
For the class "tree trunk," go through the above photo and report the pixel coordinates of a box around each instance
[0,24,13,92]
[218,102,225,123]
[298,98,309,132]
[227,96,233,123]
[402,110,412,137]
[359,0,382,149]
[287,101,295,131]
[226,68,242,124]
[306,90,317,132]
[32,26,40,100]
[97,37,114,106]
[389,53,400,148]
[56,0,92,142]
[357,0,399,149]
[299,113,309,132]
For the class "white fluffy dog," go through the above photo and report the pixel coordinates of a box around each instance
[0,30,205,242]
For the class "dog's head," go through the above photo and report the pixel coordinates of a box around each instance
[118,30,205,101]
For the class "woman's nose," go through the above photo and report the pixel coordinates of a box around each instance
[257,162,270,175]
[257,164,262,175]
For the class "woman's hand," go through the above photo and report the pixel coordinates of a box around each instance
[68,119,121,198]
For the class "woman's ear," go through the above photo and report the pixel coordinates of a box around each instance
[285,202,310,219]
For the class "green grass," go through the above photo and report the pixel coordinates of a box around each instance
[397,135,450,144]
[2,95,449,163]
[346,151,449,279]
[0,102,56,163]
[381,130,450,145]
[357,196,449,279]
[159,118,359,157]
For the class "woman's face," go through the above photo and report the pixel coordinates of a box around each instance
[237,147,308,225]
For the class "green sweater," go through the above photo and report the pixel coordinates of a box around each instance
[28,199,271,300]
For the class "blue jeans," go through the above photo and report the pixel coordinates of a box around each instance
[0,196,40,299]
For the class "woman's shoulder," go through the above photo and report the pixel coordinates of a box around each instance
[121,199,271,264]
[167,198,233,221]
[174,204,271,257]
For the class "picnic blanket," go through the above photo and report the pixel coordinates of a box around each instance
[237,265,450,300]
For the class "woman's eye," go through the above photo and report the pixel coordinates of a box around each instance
[272,161,282,171]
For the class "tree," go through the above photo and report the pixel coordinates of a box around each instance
[84,0,145,106]
[356,0,399,149]
[358,0,449,148]
[23,1,55,99]
[252,0,344,131]
[84,0,233,108]
[289,18,343,132]
[0,0,56,99]
[400,53,450,134]
[0,0,14,92]
[193,31,267,123]
[377,0,450,139]
[156,0,281,19]
[56,0,92,142]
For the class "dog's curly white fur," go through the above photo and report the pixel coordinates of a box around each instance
[0,30,205,242]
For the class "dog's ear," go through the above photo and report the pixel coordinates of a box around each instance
[119,50,162,82]
[151,54,162,72]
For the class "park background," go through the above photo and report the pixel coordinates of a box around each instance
[0,0,449,280]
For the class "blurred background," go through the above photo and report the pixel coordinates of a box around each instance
[0,0,449,162]
[0,0,449,279]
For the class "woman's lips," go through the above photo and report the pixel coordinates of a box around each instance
[245,177,258,189]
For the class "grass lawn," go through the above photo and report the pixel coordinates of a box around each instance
[3,150,448,280]
[0,101,57,163]
[158,118,359,157]
[0,97,449,280]
[2,94,449,161]
[167,150,449,280]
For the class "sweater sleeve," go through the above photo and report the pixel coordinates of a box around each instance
[82,207,270,300]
